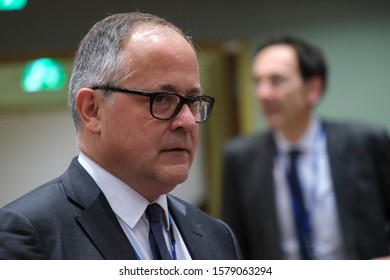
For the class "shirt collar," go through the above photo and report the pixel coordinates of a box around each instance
[77,152,170,230]
[274,115,321,155]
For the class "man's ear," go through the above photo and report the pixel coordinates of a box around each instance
[306,76,323,105]
[75,88,103,133]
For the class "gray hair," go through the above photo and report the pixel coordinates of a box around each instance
[68,12,193,133]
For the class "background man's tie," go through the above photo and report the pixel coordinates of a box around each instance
[145,203,173,260]
[286,149,313,259]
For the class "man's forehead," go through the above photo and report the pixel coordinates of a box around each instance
[254,46,299,74]
[130,25,179,43]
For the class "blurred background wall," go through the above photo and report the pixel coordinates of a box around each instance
[1,0,389,215]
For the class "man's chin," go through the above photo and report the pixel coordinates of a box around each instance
[160,165,190,184]
[264,116,283,130]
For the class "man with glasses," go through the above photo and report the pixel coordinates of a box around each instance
[0,12,241,260]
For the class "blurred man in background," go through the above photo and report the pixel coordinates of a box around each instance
[221,35,390,259]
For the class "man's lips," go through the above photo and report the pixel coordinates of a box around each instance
[162,147,190,153]
[262,103,280,115]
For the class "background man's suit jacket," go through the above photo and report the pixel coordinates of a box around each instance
[0,158,241,260]
[222,120,390,260]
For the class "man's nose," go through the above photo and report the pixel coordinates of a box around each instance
[255,83,274,100]
[172,104,197,128]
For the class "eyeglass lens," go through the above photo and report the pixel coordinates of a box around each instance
[152,93,211,122]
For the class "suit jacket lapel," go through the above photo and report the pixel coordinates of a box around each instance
[167,197,207,259]
[252,133,282,259]
[76,193,138,260]
[324,122,356,257]
[62,158,137,260]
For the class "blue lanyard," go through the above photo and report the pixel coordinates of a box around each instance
[168,214,177,260]
[308,123,326,210]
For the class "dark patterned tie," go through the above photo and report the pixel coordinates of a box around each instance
[286,149,313,259]
[145,203,173,260]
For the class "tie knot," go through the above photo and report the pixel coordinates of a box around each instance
[288,148,301,161]
[146,203,163,224]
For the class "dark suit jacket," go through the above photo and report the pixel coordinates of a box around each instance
[221,120,390,259]
[0,158,241,260]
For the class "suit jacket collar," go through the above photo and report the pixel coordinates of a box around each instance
[61,157,241,260]
[322,121,356,257]
[60,158,215,260]
[250,132,283,259]
[60,158,137,259]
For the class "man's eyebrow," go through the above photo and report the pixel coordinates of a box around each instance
[188,87,203,96]
[159,84,203,95]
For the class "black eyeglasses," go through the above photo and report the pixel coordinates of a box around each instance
[91,85,215,123]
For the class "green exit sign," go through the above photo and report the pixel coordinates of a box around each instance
[0,0,27,11]
[21,58,67,93]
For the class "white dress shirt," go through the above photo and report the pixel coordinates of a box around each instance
[273,116,345,259]
[78,152,192,260]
